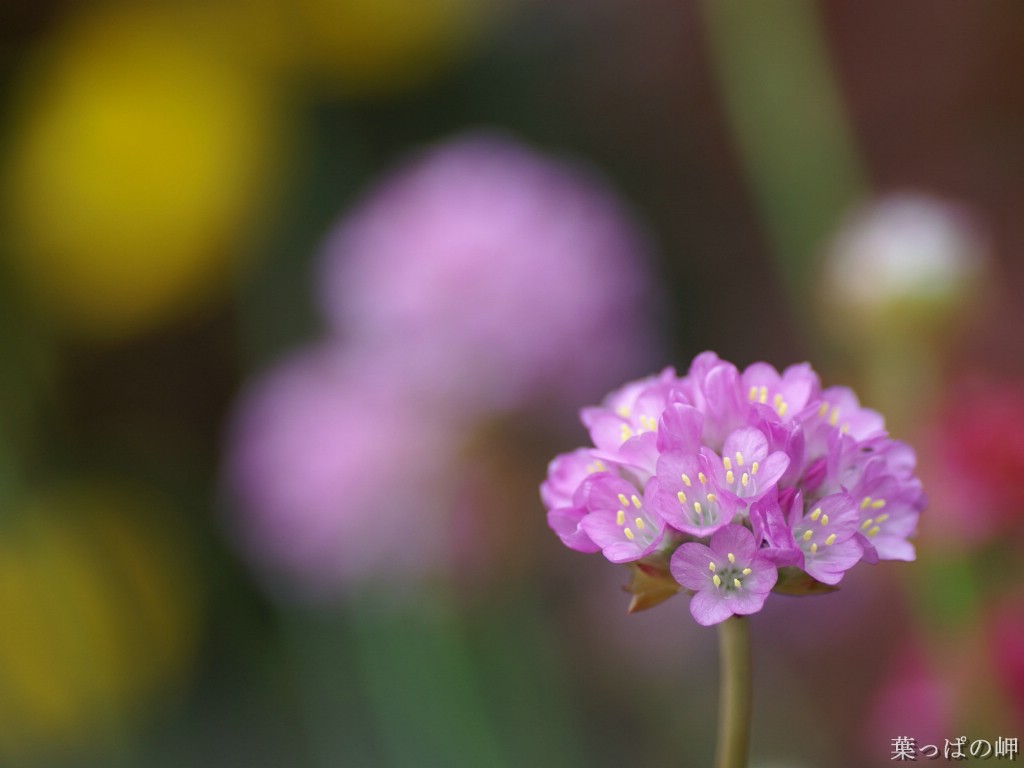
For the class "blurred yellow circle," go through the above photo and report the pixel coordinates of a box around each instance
[0,483,200,760]
[3,4,282,339]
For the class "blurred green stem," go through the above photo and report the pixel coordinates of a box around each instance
[701,0,868,338]
[349,594,510,768]
[714,616,752,768]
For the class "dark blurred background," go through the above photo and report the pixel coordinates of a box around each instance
[1,1,1023,766]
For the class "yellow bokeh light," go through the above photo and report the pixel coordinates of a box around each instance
[3,4,282,339]
[0,482,200,760]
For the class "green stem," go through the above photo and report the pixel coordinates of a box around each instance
[714,616,752,768]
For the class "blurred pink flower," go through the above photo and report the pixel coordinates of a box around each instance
[225,344,461,598]
[922,377,1024,546]
[227,131,664,596]
[317,131,661,413]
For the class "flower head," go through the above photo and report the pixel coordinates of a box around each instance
[540,352,926,624]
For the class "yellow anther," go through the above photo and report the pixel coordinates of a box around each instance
[621,424,634,442]
[726,470,736,485]
[840,423,849,434]
[871,499,887,509]
[635,517,645,530]
[713,574,722,587]
[825,533,837,546]
[819,402,830,417]
[868,526,881,537]
[618,493,630,507]
[778,402,789,417]
[861,518,873,530]
[677,491,687,504]
[682,474,692,487]
[617,405,631,417]
[759,386,768,404]
[706,493,717,503]
[616,510,626,525]
[727,552,736,564]
[595,460,607,472]
[709,562,717,572]
[631,495,642,509]
[861,496,873,510]
[741,473,750,488]
[741,568,752,576]
[751,461,760,475]
[724,456,733,470]
[875,513,890,523]
[774,393,784,408]
[694,502,703,516]
[624,527,636,540]
[735,452,745,466]
[749,385,759,401]
[829,407,840,426]
[803,530,814,542]
[810,543,818,554]
[698,472,708,485]
[810,508,822,521]
[734,578,743,588]
[820,514,829,526]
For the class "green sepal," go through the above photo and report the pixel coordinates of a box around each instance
[623,553,682,613]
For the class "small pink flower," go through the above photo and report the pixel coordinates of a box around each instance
[581,475,666,563]
[670,525,778,626]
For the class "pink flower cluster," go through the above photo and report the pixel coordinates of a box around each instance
[541,352,926,625]
[226,131,661,597]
